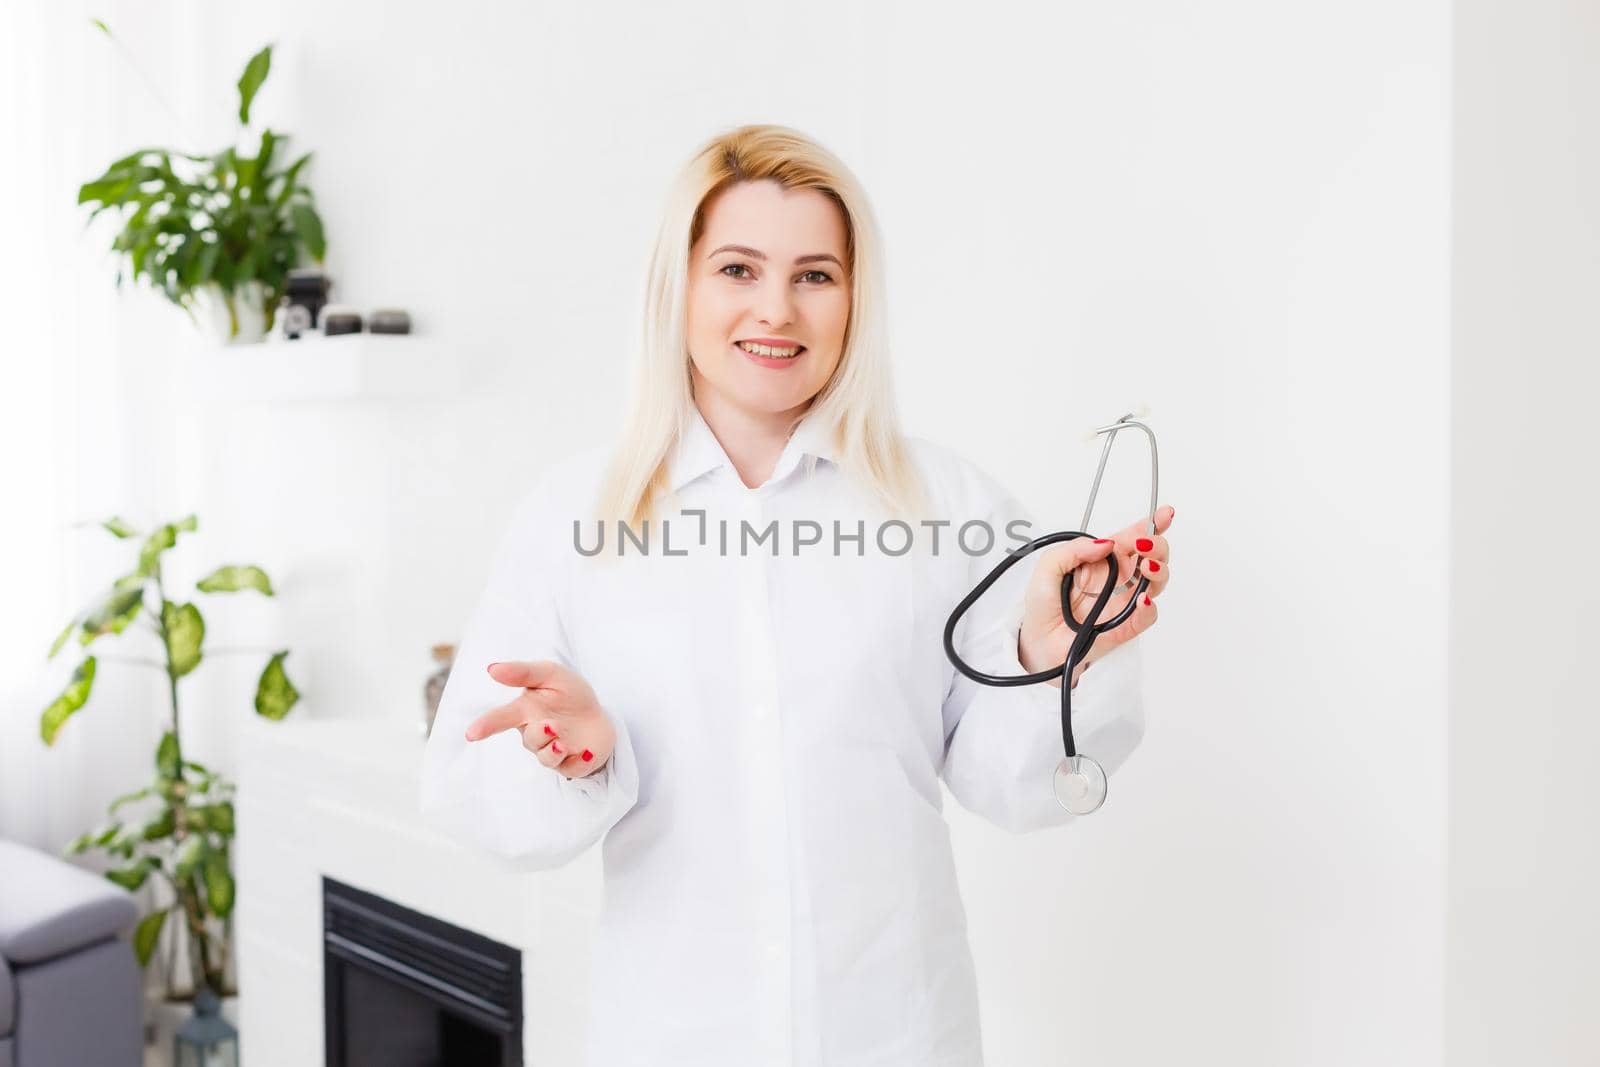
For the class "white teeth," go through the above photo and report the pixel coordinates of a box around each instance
[737,340,802,358]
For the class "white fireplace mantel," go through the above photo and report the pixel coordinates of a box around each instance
[235,715,603,1065]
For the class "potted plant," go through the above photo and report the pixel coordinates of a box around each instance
[77,34,327,343]
[40,513,300,1006]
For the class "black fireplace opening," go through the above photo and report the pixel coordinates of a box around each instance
[323,877,523,1067]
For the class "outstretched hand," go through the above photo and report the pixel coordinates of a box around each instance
[464,660,615,779]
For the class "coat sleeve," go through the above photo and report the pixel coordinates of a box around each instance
[419,474,640,870]
[939,493,1147,834]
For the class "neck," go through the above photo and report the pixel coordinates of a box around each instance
[692,384,807,489]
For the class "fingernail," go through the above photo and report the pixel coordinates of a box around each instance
[581,749,594,762]
[487,662,500,672]
[1136,538,1154,553]
[1148,560,1161,573]
[551,742,563,755]
[1094,538,1111,544]
[1144,595,1152,606]
[544,724,556,736]
[464,728,477,741]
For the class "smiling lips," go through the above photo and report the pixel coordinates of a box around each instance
[735,339,804,359]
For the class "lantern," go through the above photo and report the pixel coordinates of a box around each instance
[173,986,238,1067]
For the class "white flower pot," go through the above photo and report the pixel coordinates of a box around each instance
[193,280,269,345]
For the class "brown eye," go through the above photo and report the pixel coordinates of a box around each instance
[799,270,833,284]
[720,263,753,279]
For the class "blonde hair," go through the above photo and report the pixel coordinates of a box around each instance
[593,123,927,531]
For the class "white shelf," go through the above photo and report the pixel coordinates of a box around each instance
[190,332,458,404]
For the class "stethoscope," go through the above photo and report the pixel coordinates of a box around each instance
[943,412,1159,815]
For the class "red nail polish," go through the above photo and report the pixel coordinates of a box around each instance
[1136,538,1154,553]
[581,749,593,762]
[1094,538,1111,544]
[1149,560,1161,573]
[544,724,556,736]
[1144,595,1152,606]
[551,742,563,755]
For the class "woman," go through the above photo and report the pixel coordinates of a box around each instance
[420,124,1175,1066]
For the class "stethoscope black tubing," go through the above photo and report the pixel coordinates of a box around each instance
[942,530,1150,759]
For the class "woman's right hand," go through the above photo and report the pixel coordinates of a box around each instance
[464,660,615,779]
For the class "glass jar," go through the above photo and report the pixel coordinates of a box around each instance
[423,643,456,737]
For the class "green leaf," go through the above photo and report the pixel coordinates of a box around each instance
[77,175,136,207]
[203,850,235,918]
[174,835,205,880]
[160,601,204,677]
[183,759,217,783]
[109,786,154,813]
[106,856,157,891]
[216,145,238,188]
[197,801,235,835]
[274,151,313,207]
[236,245,257,284]
[132,909,168,966]
[47,617,78,660]
[102,516,139,538]
[196,564,274,596]
[254,651,299,720]
[251,129,277,202]
[289,203,325,261]
[192,240,222,288]
[101,147,159,174]
[156,731,180,780]
[137,524,177,576]
[237,45,272,126]
[140,808,175,841]
[78,576,146,646]
[40,658,96,745]
[90,17,112,37]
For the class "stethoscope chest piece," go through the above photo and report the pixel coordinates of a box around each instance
[1053,754,1108,815]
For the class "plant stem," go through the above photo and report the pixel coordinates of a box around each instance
[151,565,203,992]
[151,568,182,752]
[177,877,217,993]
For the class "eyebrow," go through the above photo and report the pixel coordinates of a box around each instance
[707,244,844,269]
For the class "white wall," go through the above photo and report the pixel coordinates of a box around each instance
[1449,1,1600,1064]
[0,0,209,853]
[6,1,1459,1063]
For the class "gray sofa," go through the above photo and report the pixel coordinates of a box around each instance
[0,839,143,1067]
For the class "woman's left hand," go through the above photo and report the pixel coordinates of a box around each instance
[1018,505,1174,688]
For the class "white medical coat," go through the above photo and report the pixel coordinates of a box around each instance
[419,403,1146,1066]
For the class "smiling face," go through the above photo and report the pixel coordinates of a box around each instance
[685,179,851,420]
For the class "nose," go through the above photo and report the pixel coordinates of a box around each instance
[752,273,797,330]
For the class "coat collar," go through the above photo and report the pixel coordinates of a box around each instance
[668,404,839,492]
